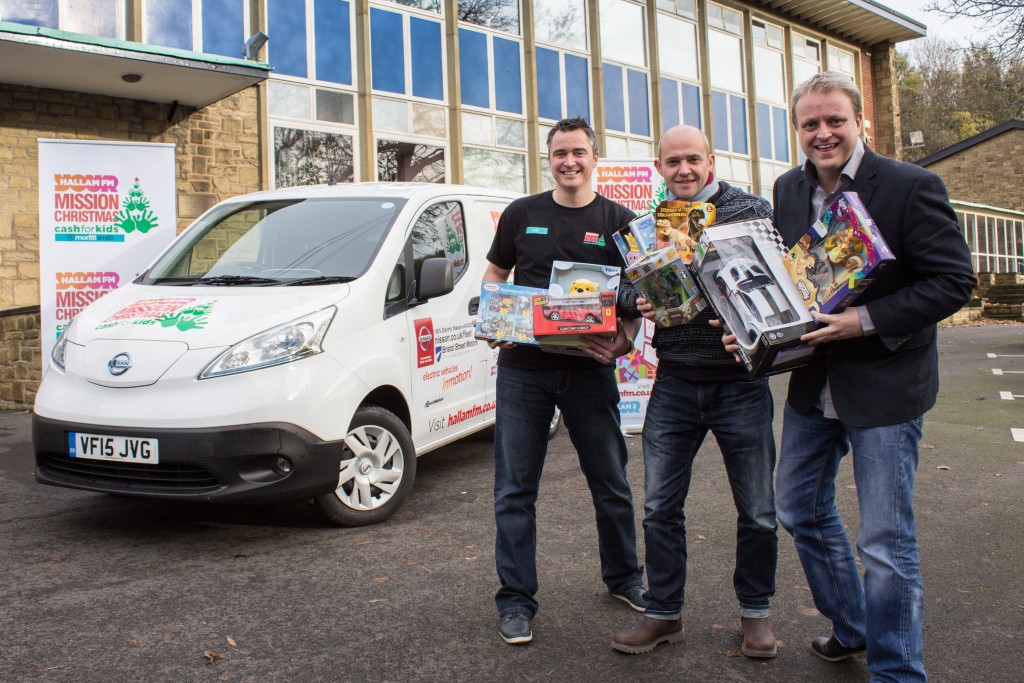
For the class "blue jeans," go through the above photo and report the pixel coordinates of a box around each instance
[776,402,926,683]
[493,365,643,618]
[641,374,777,619]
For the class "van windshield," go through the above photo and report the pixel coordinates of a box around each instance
[141,197,406,285]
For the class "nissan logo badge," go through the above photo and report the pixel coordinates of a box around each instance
[108,352,132,376]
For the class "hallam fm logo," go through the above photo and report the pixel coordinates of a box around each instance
[414,317,435,368]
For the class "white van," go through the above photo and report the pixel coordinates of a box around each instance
[33,183,534,526]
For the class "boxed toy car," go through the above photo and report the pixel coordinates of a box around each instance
[653,200,716,259]
[474,282,545,345]
[533,261,620,355]
[625,245,707,327]
[783,191,894,314]
[692,218,817,378]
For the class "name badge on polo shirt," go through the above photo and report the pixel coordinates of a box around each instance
[526,226,548,235]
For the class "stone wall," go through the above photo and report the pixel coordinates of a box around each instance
[925,128,1024,212]
[0,83,263,409]
[0,310,42,410]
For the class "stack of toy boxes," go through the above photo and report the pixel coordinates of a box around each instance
[619,204,709,327]
[474,282,546,345]
[532,261,620,355]
[692,218,817,378]
[783,192,894,314]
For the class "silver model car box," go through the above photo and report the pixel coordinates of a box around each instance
[692,218,818,379]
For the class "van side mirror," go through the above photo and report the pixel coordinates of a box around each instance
[417,257,454,300]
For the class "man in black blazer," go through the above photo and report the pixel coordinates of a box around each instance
[769,72,976,681]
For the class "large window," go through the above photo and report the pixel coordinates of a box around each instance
[458,28,523,114]
[534,0,586,52]
[658,11,701,130]
[792,33,822,87]
[377,139,446,182]
[370,6,445,101]
[601,0,650,158]
[1,0,122,37]
[535,47,590,121]
[458,0,519,34]
[827,45,857,81]
[266,0,353,85]
[706,3,749,189]
[274,126,355,187]
[753,18,790,200]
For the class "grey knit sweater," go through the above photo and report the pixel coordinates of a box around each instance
[619,181,773,381]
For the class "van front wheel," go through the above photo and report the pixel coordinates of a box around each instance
[313,406,417,527]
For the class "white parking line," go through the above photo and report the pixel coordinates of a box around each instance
[988,353,1024,358]
[991,368,1024,375]
[1001,391,1017,400]
[1013,429,1024,443]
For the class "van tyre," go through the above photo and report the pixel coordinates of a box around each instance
[314,406,416,527]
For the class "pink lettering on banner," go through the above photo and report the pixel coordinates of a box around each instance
[596,166,654,184]
[53,174,119,193]
[55,272,120,290]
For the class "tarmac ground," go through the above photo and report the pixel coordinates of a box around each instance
[1,323,1022,682]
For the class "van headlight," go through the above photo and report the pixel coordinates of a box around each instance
[51,319,75,372]
[199,307,336,379]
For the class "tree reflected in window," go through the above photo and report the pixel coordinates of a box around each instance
[458,0,520,34]
[377,140,446,183]
[275,127,355,188]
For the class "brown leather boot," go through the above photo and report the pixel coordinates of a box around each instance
[740,616,778,658]
[610,616,683,654]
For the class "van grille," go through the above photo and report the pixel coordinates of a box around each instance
[40,452,221,493]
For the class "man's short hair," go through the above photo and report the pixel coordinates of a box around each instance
[789,71,862,127]
[546,117,599,154]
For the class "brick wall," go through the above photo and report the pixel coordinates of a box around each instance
[0,83,263,409]
[925,129,1024,212]
[869,43,898,158]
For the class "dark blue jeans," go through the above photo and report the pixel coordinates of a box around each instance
[493,365,643,618]
[641,374,778,618]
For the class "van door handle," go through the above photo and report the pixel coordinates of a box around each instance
[469,296,479,315]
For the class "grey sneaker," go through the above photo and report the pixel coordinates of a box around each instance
[610,585,648,612]
[499,613,533,645]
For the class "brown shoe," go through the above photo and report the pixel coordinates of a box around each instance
[611,616,683,654]
[740,616,778,658]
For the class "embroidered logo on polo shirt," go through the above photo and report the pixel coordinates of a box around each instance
[583,232,606,247]
[526,226,548,235]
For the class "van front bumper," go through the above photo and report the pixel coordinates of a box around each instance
[33,415,343,504]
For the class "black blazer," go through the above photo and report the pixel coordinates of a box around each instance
[773,147,977,427]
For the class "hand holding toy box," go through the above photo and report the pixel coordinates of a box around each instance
[692,218,817,378]
[533,261,620,356]
[783,192,894,314]
[625,246,707,327]
[654,200,716,261]
[474,282,545,345]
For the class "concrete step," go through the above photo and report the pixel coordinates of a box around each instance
[983,302,1024,319]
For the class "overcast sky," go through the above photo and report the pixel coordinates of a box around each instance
[876,0,995,47]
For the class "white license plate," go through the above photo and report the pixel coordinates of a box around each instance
[68,432,160,464]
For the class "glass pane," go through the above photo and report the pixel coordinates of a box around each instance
[316,89,355,124]
[202,0,244,58]
[413,202,467,283]
[681,81,701,128]
[373,97,410,133]
[459,28,491,108]
[657,14,698,81]
[792,59,819,88]
[715,154,731,178]
[757,102,772,159]
[275,127,354,188]
[656,0,674,11]
[705,3,722,30]
[675,0,696,20]
[459,0,520,34]
[381,0,440,12]
[66,0,121,38]
[534,0,586,51]
[539,157,557,191]
[146,0,192,50]
[767,25,783,49]
[600,0,646,68]
[269,0,308,78]
[2,0,57,27]
[772,105,789,162]
[496,118,526,147]
[604,136,628,159]
[661,78,680,130]
[723,7,742,35]
[627,68,650,137]
[711,90,728,152]
[462,112,493,145]
[730,93,748,154]
[752,21,765,45]
[754,45,784,103]
[494,36,523,114]
[411,17,444,100]
[564,53,590,120]
[536,47,562,120]
[603,63,625,133]
[315,0,352,85]
[464,148,527,192]
[412,103,447,136]
[627,138,653,159]
[377,140,446,183]
[269,81,311,119]
[371,8,405,93]
[708,30,743,93]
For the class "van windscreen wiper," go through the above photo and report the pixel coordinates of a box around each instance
[281,275,356,286]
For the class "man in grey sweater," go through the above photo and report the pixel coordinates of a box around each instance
[611,125,779,658]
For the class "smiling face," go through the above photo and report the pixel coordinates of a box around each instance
[793,89,862,193]
[654,126,714,201]
[547,128,598,193]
